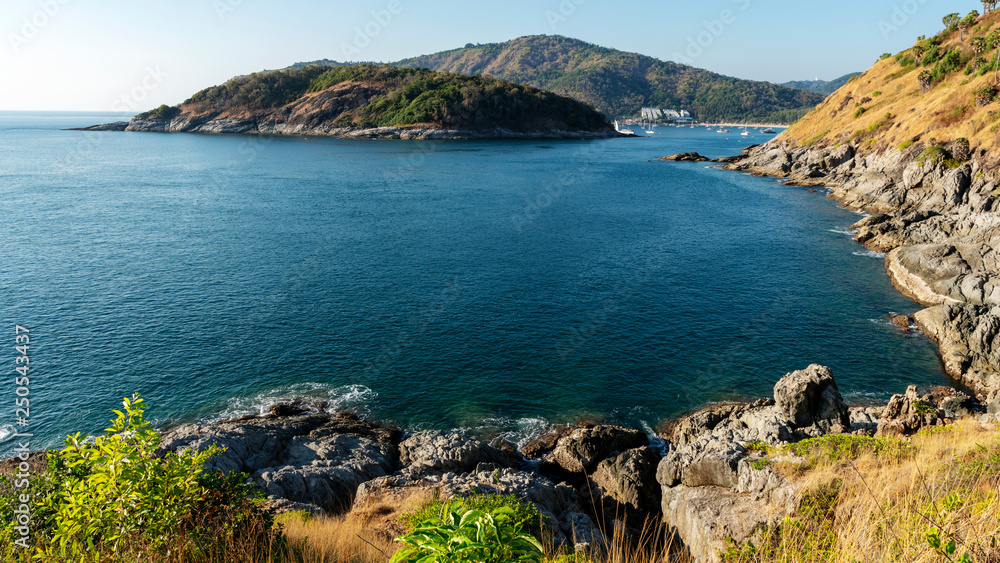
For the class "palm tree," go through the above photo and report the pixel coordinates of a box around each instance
[984,1,993,13]
[912,45,925,63]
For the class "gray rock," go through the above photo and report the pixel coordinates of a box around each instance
[772,364,850,431]
[591,447,662,515]
[399,430,521,475]
[159,413,402,513]
[549,425,649,474]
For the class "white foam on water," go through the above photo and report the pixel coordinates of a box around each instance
[464,416,554,449]
[0,424,16,444]
[828,227,858,236]
[206,383,377,422]
[853,250,886,259]
[640,421,669,456]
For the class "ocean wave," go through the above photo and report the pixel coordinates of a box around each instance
[205,383,377,422]
[640,420,669,456]
[829,227,858,236]
[0,424,15,444]
[463,416,553,449]
[853,250,886,259]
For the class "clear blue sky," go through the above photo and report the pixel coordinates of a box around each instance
[1,0,970,111]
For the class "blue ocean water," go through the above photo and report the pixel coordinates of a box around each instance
[0,112,948,453]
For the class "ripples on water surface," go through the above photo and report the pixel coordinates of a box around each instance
[0,113,948,453]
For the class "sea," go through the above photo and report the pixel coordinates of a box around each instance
[0,112,949,455]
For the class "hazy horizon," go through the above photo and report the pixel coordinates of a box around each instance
[2,0,962,112]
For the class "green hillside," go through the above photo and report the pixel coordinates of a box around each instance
[143,64,612,133]
[388,35,823,123]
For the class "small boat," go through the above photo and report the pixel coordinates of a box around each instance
[741,126,750,137]
[716,129,729,133]
[761,128,777,134]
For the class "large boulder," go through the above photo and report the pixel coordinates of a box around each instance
[772,364,850,432]
[591,447,662,516]
[548,425,649,474]
[398,431,522,475]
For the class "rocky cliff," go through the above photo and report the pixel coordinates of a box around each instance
[722,133,999,409]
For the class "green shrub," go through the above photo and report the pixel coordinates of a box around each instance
[917,145,953,165]
[35,394,225,557]
[854,107,867,118]
[392,499,544,563]
[898,140,915,151]
[403,493,542,533]
[136,104,181,120]
[878,53,892,61]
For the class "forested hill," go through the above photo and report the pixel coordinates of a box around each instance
[125,64,616,137]
[781,73,861,96]
[387,35,823,123]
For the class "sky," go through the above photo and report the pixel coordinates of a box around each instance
[0,0,969,111]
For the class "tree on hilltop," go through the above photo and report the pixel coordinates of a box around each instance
[942,12,960,31]
[960,11,979,39]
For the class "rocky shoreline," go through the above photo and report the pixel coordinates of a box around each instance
[73,117,627,140]
[156,363,991,562]
[709,140,999,410]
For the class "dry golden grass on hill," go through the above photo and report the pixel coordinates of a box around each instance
[722,421,1000,563]
[784,8,1000,153]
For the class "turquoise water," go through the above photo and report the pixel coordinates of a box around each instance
[0,112,948,453]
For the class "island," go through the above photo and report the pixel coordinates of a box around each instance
[81,64,622,140]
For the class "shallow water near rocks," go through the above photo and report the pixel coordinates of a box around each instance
[0,113,949,453]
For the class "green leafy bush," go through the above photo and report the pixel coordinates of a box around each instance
[392,499,544,563]
[36,394,225,557]
[403,493,542,534]
[918,145,953,165]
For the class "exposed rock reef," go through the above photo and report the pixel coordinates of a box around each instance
[721,141,1000,408]
[157,365,988,562]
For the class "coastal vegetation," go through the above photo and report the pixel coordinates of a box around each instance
[4,395,1000,563]
[721,423,1000,562]
[782,7,1000,151]
[384,35,822,123]
[138,64,613,134]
